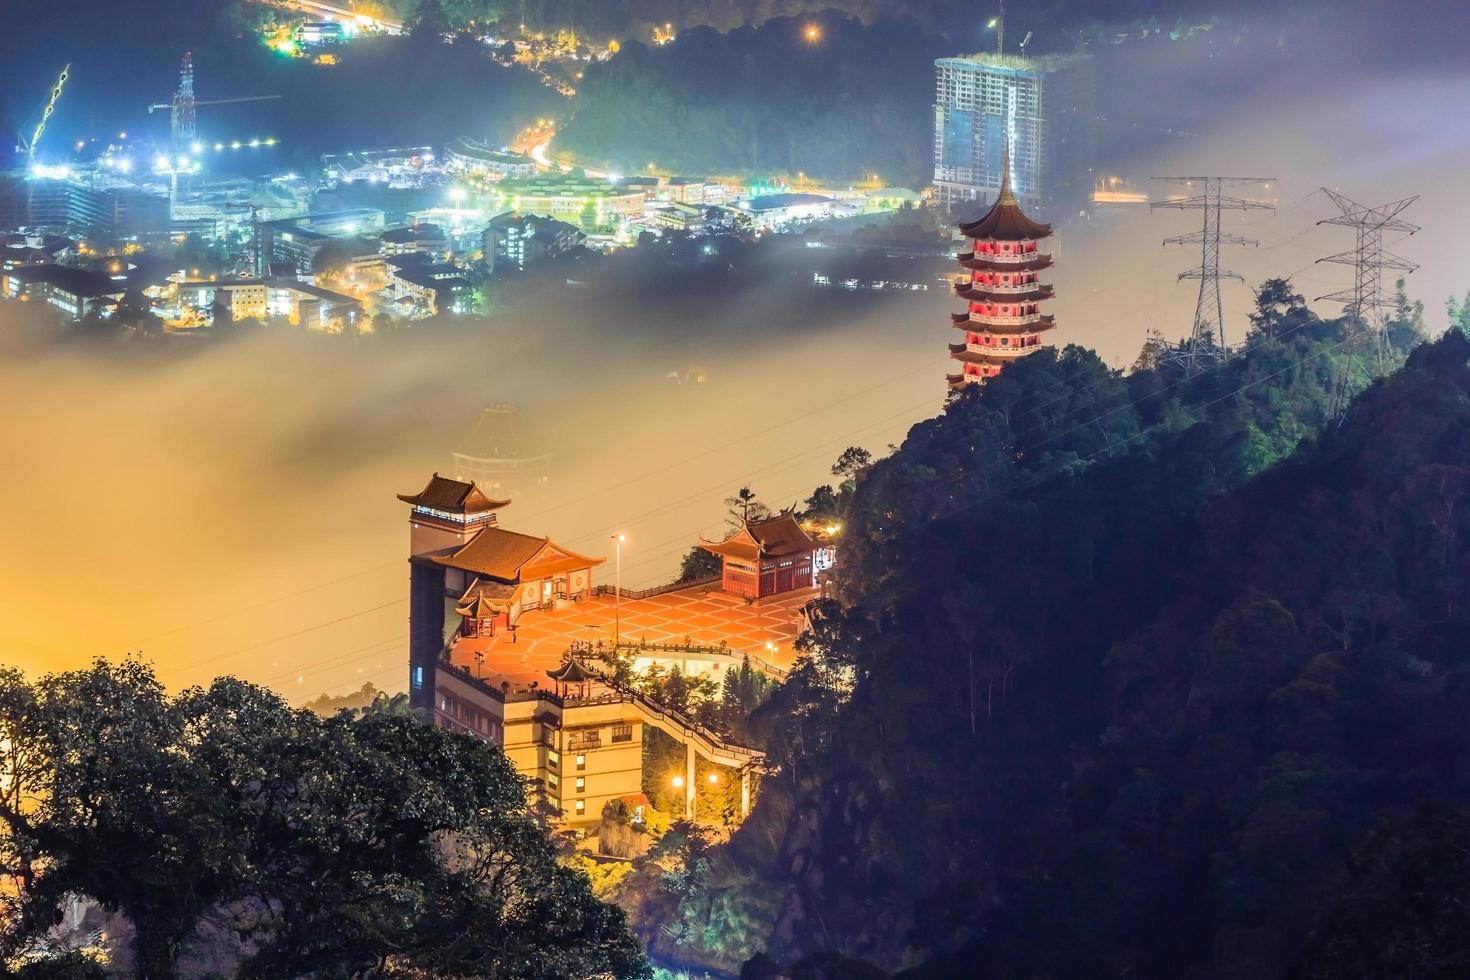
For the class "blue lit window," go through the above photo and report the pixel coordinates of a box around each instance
[412,666,424,690]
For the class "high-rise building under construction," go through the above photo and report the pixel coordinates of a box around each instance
[933,53,1093,210]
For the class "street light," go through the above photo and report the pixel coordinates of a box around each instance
[612,533,626,646]
[671,775,684,789]
[707,772,719,785]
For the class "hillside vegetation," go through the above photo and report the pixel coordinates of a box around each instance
[616,286,1470,978]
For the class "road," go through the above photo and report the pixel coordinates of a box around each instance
[251,0,404,34]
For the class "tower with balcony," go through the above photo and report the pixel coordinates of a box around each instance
[948,152,1057,388]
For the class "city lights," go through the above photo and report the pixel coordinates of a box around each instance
[804,24,822,43]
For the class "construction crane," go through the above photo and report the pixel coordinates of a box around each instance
[148,53,280,155]
[18,64,71,161]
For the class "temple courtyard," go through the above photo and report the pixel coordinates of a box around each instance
[447,584,815,689]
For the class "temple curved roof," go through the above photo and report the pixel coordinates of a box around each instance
[699,511,817,562]
[958,203,1053,242]
[956,147,1053,242]
[433,526,604,581]
[548,658,595,683]
[398,473,510,514]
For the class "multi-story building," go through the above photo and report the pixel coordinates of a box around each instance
[0,175,170,243]
[491,174,645,232]
[1,264,125,320]
[386,258,476,317]
[379,223,451,263]
[482,213,583,272]
[933,52,1092,209]
[174,277,362,331]
[443,138,538,180]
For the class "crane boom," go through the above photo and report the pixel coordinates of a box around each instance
[26,64,71,160]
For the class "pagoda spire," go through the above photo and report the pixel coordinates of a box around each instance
[998,137,1016,206]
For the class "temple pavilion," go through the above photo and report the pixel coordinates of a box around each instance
[698,511,823,599]
[948,149,1057,388]
[400,473,603,636]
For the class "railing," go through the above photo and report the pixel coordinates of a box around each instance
[436,653,766,765]
[960,281,1045,294]
[961,313,1049,326]
[591,574,720,601]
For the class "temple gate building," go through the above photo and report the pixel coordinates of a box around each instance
[698,512,826,599]
[948,152,1057,389]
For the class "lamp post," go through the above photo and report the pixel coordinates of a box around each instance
[612,533,626,647]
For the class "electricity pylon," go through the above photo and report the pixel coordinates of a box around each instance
[1151,176,1275,374]
[1315,188,1419,377]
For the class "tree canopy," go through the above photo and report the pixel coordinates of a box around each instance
[0,660,648,979]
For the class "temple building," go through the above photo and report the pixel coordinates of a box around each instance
[402,475,762,825]
[698,511,827,599]
[948,151,1057,389]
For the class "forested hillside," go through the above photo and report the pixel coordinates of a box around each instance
[556,16,945,185]
[616,288,1470,978]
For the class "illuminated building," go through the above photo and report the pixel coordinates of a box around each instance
[698,512,824,599]
[402,474,765,824]
[482,213,582,272]
[450,403,552,496]
[933,52,1091,209]
[947,155,1056,388]
[443,139,538,180]
[385,259,476,317]
[738,192,840,230]
[379,224,451,263]
[491,174,644,232]
[0,175,169,243]
[0,264,125,320]
[174,277,362,330]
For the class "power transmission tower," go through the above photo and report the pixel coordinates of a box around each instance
[1151,177,1275,374]
[1315,188,1419,378]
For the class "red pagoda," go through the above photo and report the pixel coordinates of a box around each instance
[948,149,1057,388]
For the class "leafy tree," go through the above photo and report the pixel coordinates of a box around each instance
[1247,276,1310,339]
[678,545,723,582]
[830,446,872,488]
[0,660,648,979]
[1293,803,1470,979]
[724,486,769,526]
[112,289,158,334]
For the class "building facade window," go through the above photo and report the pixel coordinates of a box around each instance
[611,724,632,743]
[574,800,586,815]
[575,777,585,793]
[547,750,560,771]
[575,754,586,770]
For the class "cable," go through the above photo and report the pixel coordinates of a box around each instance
[168,596,407,679]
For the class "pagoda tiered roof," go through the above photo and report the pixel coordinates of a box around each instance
[958,252,1052,272]
[955,282,1056,304]
[951,312,1057,331]
[398,473,510,514]
[949,345,1040,364]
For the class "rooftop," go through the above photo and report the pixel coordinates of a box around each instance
[432,526,604,582]
[398,473,511,513]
